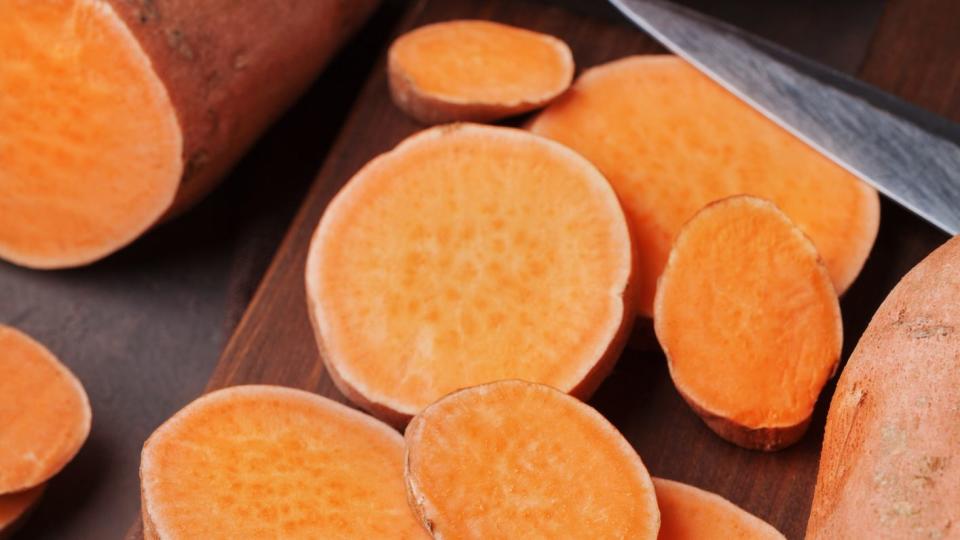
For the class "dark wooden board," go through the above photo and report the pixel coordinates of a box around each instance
[118,1,960,539]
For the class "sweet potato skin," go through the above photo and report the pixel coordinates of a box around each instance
[806,236,960,539]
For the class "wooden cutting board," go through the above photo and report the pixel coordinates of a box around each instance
[129,0,957,538]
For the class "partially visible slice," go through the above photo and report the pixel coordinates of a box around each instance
[0,326,91,494]
[0,485,44,540]
[405,380,660,539]
[389,20,574,124]
[653,478,784,540]
[306,124,635,427]
[654,196,842,450]
[140,385,427,540]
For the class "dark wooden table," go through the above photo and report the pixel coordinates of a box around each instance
[1,1,956,538]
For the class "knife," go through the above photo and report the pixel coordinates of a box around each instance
[608,0,960,235]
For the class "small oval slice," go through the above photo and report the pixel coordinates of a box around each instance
[0,484,45,538]
[653,478,784,539]
[388,20,574,124]
[654,196,842,450]
[306,123,635,426]
[0,326,90,494]
[405,380,660,539]
[140,385,427,539]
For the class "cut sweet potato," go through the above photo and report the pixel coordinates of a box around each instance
[0,485,44,540]
[140,385,427,540]
[530,55,879,316]
[807,236,960,540]
[654,196,842,450]
[405,380,660,539]
[388,20,574,124]
[0,0,378,268]
[306,123,635,426]
[0,326,90,494]
[653,478,784,540]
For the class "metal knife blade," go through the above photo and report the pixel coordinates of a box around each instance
[609,0,960,234]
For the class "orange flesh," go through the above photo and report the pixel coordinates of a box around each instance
[530,55,879,316]
[390,20,572,104]
[653,478,784,540]
[0,0,182,268]
[140,386,427,539]
[307,124,632,418]
[405,380,660,539]
[0,484,44,533]
[654,196,842,430]
[0,326,90,494]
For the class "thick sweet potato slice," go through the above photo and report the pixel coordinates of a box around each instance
[306,123,635,426]
[807,236,960,540]
[0,326,90,494]
[0,0,377,268]
[530,55,879,316]
[653,478,784,540]
[405,380,660,539]
[388,20,574,124]
[0,485,44,540]
[140,385,427,540]
[654,196,842,450]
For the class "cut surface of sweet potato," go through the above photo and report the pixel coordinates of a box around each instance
[140,385,427,540]
[654,196,842,450]
[306,123,635,426]
[405,380,660,539]
[388,20,574,124]
[530,55,879,316]
[0,326,90,494]
[653,478,784,540]
[0,484,44,539]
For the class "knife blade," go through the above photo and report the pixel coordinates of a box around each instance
[609,0,960,234]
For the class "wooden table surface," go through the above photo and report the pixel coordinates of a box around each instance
[1,1,957,539]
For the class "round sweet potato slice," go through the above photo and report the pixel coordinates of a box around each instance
[0,326,91,494]
[305,123,635,426]
[405,380,660,539]
[140,385,427,539]
[388,20,574,124]
[654,196,842,450]
[653,478,784,539]
[0,484,45,539]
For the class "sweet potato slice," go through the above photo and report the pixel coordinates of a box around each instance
[807,236,960,540]
[140,385,427,540]
[388,20,574,124]
[653,478,784,540]
[0,0,378,268]
[0,326,90,494]
[530,55,879,316]
[654,196,842,450]
[306,123,635,426]
[405,380,660,539]
[0,485,44,540]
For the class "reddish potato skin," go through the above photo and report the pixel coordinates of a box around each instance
[806,236,960,540]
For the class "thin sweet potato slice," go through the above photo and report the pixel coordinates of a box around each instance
[653,478,784,540]
[405,380,660,539]
[530,55,879,316]
[388,20,574,124]
[0,485,44,540]
[0,326,90,494]
[0,0,378,268]
[140,385,427,540]
[654,196,842,450]
[306,123,635,426]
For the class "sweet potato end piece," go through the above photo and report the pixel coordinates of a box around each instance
[0,484,45,539]
[388,21,574,124]
[653,478,784,540]
[0,0,183,268]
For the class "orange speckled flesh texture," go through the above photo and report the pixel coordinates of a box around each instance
[306,123,634,423]
[139,385,428,540]
[806,236,960,540]
[654,196,842,448]
[405,380,660,539]
[0,326,90,494]
[0,484,44,535]
[529,55,879,316]
[653,478,784,540]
